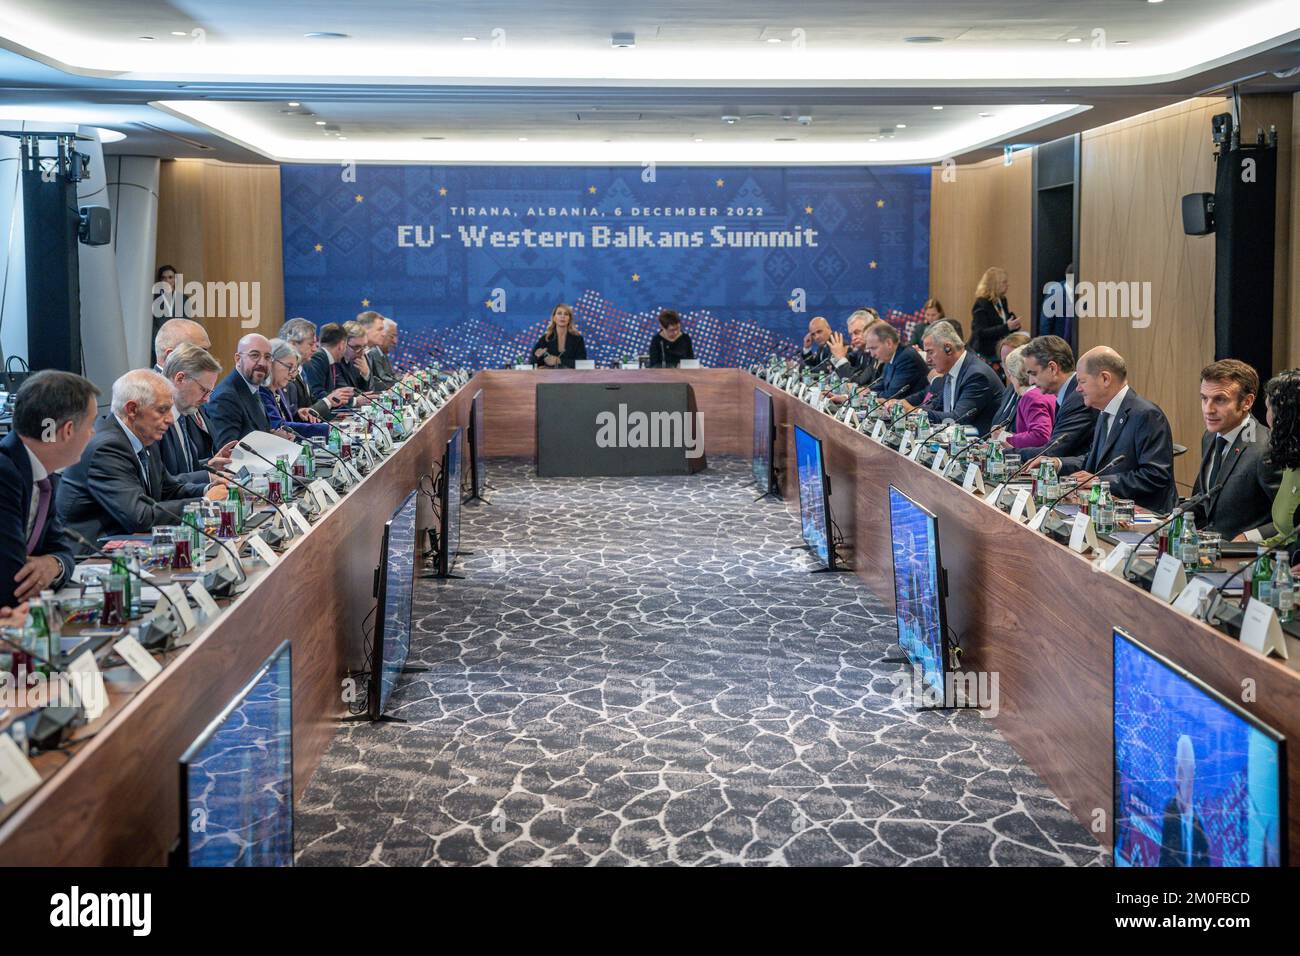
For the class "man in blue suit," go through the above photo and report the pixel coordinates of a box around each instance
[1018,335,1099,460]
[888,321,1004,434]
[206,332,279,449]
[800,316,833,371]
[0,371,100,608]
[866,322,929,401]
[1049,346,1176,513]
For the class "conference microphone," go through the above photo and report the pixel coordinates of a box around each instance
[1001,431,1076,488]
[1203,526,1300,625]
[67,529,189,649]
[1121,477,1229,583]
[236,440,321,496]
[946,411,1015,466]
[294,435,359,487]
[207,467,299,540]
[1035,454,1128,526]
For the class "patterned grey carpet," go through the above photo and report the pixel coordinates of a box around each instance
[295,458,1106,866]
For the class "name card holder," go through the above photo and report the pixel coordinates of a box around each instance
[870,420,886,443]
[1241,598,1290,660]
[1172,577,1217,617]
[930,448,947,474]
[1149,553,1188,602]
[1097,542,1132,577]
[962,463,985,495]
[1009,489,1036,522]
[114,635,163,682]
[0,735,42,805]
[1068,512,1098,554]
[897,434,912,458]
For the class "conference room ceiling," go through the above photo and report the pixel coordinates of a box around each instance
[0,0,1297,164]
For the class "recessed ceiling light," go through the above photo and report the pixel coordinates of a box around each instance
[422,136,444,140]
[94,128,127,143]
[774,137,796,141]
[1066,37,1083,43]
[1115,39,1131,45]
[932,105,943,110]
[304,32,349,39]
[903,36,944,44]
[979,112,993,118]
[315,120,326,125]
[288,101,300,107]
[339,137,348,141]
[1148,0,1164,4]
[170,31,187,37]
[766,38,781,44]
[138,36,154,41]
[461,36,477,41]
[693,137,704,142]
[896,123,907,129]
[518,137,528,141]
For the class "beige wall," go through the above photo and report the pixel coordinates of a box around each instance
[155,159,285,370]
[929,153,1033,337]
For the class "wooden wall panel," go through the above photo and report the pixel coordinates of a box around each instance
[155,159,285,369]
[929,153,1033,335]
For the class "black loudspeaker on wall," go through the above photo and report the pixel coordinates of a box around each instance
[1213,143,1277,389]
[1181,193,1214,235]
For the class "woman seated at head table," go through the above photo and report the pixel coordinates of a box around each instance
[999,344,1056,449]
[260,339,330,440]
[647,309,695,368]
[532,304,587,369]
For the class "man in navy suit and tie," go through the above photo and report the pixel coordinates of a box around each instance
[1046,346,1176,512]
[1018,335,1099,460]
[206,332,282,449]
[158,343,239,483]
[800,316,833,371]
[864,322,929,401]
[57,370,225,547]
[886,321,1004,434]
[0,371,100,609]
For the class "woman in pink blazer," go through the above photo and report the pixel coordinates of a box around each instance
[1002,344,1056,448]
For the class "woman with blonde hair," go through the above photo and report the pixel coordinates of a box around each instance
[910,297,945,347]
[532,303,588,368]
[969,267,1022,371]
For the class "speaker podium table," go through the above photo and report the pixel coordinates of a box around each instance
[535,381,706,476]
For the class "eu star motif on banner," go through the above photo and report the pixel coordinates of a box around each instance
[354,194,364,203]
[438,187,448,197]
[804,206,813,214]
[715,179,725,188]
[361,298,370,307]
[869,261,878,269]
[588,186,597,194]
[876,199,886,208]
[631,273,640,282]
[313,243,323,253]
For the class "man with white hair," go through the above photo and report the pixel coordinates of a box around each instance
[56,369,224,547]
[364,314,399,390]
[1159,734,1209,867]
[153,318,210,372]
[885,320,1004,435]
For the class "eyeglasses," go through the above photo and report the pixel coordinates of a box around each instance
[240,350,269,363]
[274,358,300,377]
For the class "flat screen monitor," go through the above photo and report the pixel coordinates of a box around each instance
[468,388,485,500]
[368,489,417,720]
[793,425,832,569]
[438,427,463,574]
[178,640,293,867]
[1113,628,1286,867]
[752,387,775,495]
[887,485,950,705]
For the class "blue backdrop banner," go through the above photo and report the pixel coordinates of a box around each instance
[281,165,931,369]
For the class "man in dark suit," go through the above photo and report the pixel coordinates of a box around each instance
[1158,735,1211,867]
[206,333,278,449]
[279,318,352,421]
[1051,347,1177,512]
[303,322,356,407]
[800,316,832,371]
[865,321,929,400]
[158,343,238,483]
[340,320,374,392]
[360,311,398,390]
[152,317,209,373]
[56,370,222,547]
[827,310,881,388]
[1019,335,1099,461]
[0,371,100,608]
[1190,360,1280,540]
[888,321,1004,435]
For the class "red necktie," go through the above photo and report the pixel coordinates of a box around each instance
[27,477,51,554]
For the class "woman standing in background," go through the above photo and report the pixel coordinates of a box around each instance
[969,267,1021,374]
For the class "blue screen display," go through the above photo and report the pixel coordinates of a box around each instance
[446,428,462,566]
[752,388,773,493]
[794,425,829,568]
[375,490,417,719]
[888,485,946,701]
[1113,630,1285,867]
[182,641,293,867]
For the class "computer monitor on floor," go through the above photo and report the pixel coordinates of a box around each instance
[176,640,293,867]
[1113,628,1286,867]
[434,427,463,576]
[467,388,486,501]
[752,387,776,497]
[887,485,952,708]
[367,489,418,720]
[793,425,836,570]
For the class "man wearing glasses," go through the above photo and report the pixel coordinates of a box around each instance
[207,333,294,448]
[157,343,240,483]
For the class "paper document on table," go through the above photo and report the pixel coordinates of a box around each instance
[229,431,301,475]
